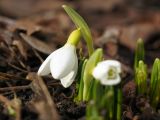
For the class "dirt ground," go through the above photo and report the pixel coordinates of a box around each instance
[0,0,160,120]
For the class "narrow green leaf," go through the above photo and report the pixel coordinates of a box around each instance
[77,59,88,101]
[62,5,94,56]
[86,101,103,120]
[83,48,103,101]
[92,80,103,104]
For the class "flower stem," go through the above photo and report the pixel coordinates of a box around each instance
[116,86,122,120]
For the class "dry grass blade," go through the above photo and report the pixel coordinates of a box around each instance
[28,72,59,120]
[12,40,28,60]
[0,72,30,81]
[0,72,31,92]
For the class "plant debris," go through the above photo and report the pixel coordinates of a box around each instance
[0,0,160,120]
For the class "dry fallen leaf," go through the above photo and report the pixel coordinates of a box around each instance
[0,0,64,18]
[9,20,42,35]
[79,0,123,11]
[20,33,54,54]
[119,24,160,50]
[102,24,160,50]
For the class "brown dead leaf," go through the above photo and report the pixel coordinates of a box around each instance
[102,24,160,50]
[0,0,65,18]
[9,20,41,35]
[79,0,123,11]
[27,72,59,120]
[119,23,160,50]
[20,33,54,54]
[0,16,15,29]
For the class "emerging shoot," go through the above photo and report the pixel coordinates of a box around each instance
[134,38,145,70]
[150,58,160,108]
[135,60,147,95]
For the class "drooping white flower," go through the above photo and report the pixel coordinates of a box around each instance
[92,60,121,86]
[38,29,81,88]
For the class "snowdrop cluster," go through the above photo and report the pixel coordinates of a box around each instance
[38,28,121,88]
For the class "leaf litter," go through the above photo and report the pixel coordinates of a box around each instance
[0,0,160,120]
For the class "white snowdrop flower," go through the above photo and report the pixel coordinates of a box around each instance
[38,29,81,88]
[92,60,121,86]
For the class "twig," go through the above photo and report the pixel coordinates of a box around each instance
[8,63,28,73]
[0,85,30,92]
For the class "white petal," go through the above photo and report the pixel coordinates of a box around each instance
[92,60,121,77]
[92,64,109,81]
[102,60,121,73]
[60,55,78,88]
[92,60,121,86]
[37,52,54,76]
[100,75,121,85]
[50,44,76,79]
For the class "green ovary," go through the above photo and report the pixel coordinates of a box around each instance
[107,67,117,80]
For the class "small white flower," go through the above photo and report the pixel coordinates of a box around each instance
[92,60,121,85]
[38,44,78,88]
[37,29,81,88]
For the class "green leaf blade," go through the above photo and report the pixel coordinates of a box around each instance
[62,5,94,56]
[82,48,103,101]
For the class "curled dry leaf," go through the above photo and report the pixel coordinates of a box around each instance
[20,33,54,54]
